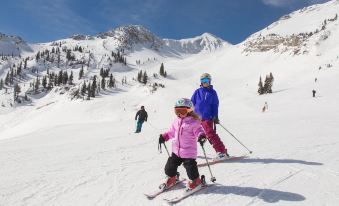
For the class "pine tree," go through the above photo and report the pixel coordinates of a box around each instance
[66,50,72,61]
[17,62,22,77]
[14,83,21,100]
[263,75,269,94]
[81,81,86,96]
[42,76,47,89]
[160,63,165,76]
[100,68,104,77]
[36,51,40,62]
[54,74,58,86]
[79,65,84,79]
[109,74,114,88]
[57,53,61,68]
[142,71,148,84]
[35,77,40,93]
[58,70,63,85]
[63,71,69,85]
[24,58,28,70]
[137,70,143,82]
[258,76,264,95]
[69,71,74,85]
[267,72,274,93]
[0,79,3,90]
[91,75,97,97]
[101,77,106,90]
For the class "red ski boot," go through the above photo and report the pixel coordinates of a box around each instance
[187,177,202,190]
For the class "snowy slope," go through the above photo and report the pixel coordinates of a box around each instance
[1,1,339,206]
[163,33,231,54]
[0,25,230,110]
[243,0,339,55]
[0,32,33,56]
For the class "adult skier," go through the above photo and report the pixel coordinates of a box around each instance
[191,73,229,160]
[135,106,148,133]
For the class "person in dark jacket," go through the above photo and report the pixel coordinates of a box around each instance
[191,73,229,160]
[312,90,316,98]
[135,106,148,133]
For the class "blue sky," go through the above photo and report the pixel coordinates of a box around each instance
[0,0,330,44]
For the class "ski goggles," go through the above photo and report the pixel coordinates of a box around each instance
[174,107,192,116]
[200,77,210,84]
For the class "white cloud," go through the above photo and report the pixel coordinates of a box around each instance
[262,0,331,8]
[262,0,295,7]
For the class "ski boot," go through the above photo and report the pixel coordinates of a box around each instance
[186,175,205,191]
[159,172,180,189]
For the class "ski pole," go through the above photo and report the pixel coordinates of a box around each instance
[200,143,216,183]
[163,142,170,157]
[219,123,253,154]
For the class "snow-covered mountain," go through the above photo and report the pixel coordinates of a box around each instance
[164,32,230,54]
[73,25,230,54]
[0,25,231,111]
[96,25,164,51]
[1,1,339,205]
[243,0,339,55]
[0,32,33,56]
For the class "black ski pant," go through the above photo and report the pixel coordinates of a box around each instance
[165,153,199,180]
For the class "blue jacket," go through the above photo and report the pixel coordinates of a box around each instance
[191,85,219,120]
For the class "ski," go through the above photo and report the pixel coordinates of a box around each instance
[163,183,212,203]
[144,178,186,199]
[197,155,248,167]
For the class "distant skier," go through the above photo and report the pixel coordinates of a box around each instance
[312,90,316,98]
[191,73,229,160]
[262,102,268,112]
[135,106,148,133]
[158,98,207,190]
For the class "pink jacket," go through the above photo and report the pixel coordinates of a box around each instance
[163,116,205,159]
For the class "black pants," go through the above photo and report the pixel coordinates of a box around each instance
[165,153,199,180]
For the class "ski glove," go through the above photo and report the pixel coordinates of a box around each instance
[198,134,207,146]
[159,134,165,144]
[213,117,220,124]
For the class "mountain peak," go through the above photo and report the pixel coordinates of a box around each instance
[96,24,163,50]
[243,0,339,55]
[0,32,32,56]
[161,32,231,54]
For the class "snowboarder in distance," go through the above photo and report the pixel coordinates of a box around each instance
[315,77,317,82]
[158,98,207,191]
[135,106,148,133]
[191,73,229,160]
[262,102,268,112]
[312,90,316,98]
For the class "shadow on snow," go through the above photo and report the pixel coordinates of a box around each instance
[196,157,323,166]
[207,184,306,203]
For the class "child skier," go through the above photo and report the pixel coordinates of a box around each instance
[158,98,207,191]
[191,73,229,160]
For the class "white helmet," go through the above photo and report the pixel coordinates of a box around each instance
[200,73,211,80]
[174,98,193,108]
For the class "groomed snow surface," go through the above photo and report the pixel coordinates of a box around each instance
[1,1,339,205]
[1,44,339,206]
